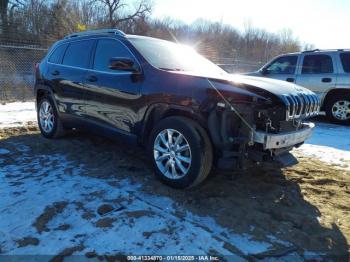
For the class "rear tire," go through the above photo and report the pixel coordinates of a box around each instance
[148,116,213,189]
[325,93,350,125]
[37,95,66,138]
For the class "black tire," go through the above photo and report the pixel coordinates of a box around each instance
[148,116,213,189]
[325,93,350,125]
[37,95,66,138]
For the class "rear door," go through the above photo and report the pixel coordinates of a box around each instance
[261,55,299,83]
[48,39,95,121]
[84,38,143,133]
[295,53,337,96]
[336,52,350,89]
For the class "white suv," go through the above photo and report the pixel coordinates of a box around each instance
[248,49,350,124]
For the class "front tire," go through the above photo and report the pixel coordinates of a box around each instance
[37,95,66,138]
[325,94,350,125]
[148,116,213,189]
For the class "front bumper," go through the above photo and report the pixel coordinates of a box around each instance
[253,122,315,149]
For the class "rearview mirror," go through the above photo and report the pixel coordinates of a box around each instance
[108,57,138,72]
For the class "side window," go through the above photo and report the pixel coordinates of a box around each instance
[302,55,333,74]
[340,52,350,73]
[93,39,133,72]
[62,40,94,68]
[265,56,298,74]
[48,44,67,64]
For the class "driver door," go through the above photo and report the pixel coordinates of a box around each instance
[83,38,143,133]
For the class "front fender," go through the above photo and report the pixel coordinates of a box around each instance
[139,102,208,145]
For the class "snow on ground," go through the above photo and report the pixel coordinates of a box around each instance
[296,144,350,168]
[307,122,350,151]
[0,144,271,260]
[295,122,350,169]
[1,102,348,168]
[0,102,36,128]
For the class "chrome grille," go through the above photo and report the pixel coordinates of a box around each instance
[303,94,311,117]
[283,93,320,120]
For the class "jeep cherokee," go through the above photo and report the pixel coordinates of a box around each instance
[34,29,320,188]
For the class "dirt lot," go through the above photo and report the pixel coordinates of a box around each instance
[0,124,349,261]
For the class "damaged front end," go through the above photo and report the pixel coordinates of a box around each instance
[204,80,321,169]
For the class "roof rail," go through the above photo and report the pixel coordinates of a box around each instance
[302,48,350,53]
[64,29,126,39]
[302,49,320,53]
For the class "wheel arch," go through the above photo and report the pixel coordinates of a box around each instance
[140,103,209,146]
[35,84,58,109]
[322,88,350,110]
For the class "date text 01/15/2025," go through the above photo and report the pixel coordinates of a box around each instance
[126,255,220,261]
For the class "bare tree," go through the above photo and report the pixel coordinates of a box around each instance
[0,0,25,35]
[92,0,152,28]
[0,0,308,74]
[0,0,9,34]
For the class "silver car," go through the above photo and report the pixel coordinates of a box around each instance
[248,49,350,124]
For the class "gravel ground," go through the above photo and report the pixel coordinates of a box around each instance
[0,124,349,261]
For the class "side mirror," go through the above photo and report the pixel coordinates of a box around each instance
[108,57,139,72]
[260,67,268,75]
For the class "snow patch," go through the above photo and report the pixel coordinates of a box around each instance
[307,123,350,151]
[0,148,270,258]
[0,102,36,128]
[296,122,350,169]
[297,144,350,168]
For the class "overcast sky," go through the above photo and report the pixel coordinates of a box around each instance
[152,0,350,49]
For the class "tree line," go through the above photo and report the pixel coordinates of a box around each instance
[0,0,314,64]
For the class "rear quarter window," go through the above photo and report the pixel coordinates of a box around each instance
[48,43,67,64]
[340,53,350,73]
[62,40,95,68]
[302,54,333,74]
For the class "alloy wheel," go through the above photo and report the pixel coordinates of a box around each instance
[153,129,192,179]
[39,101,55,133]
[332,100,350,120]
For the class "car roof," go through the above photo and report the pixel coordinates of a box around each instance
[282,49,350,56]
[62,29,171,43]
[126,34,167,41]
[64,29,126,39]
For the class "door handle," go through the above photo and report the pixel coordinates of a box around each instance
[322,78,332,83]
[286,78,295,83]
[87,75,98,82]
[51,70,60,76]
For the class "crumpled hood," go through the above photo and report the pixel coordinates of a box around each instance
[168,70,315,99]
[230,75,314,96]
[173,71,314,97]
[169,70,320,118]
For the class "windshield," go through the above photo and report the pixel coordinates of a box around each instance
[128,37,228,76]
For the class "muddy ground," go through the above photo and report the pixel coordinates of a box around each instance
[0,124,349,261]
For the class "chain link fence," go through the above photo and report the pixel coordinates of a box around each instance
[0,42,264,103]
[0,43,48,102]
[217,61,263,74]
[210,56,264,73]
